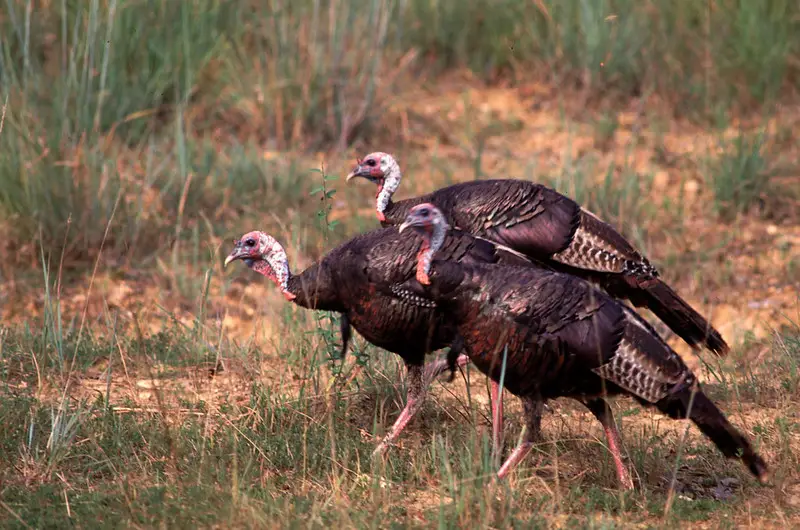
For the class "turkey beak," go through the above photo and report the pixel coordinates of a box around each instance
[345,168,361,182]
[398,218,415,234]
[346,165,371,183]
[224,245,244,268]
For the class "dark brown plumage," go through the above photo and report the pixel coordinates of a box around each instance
[224,226,528,454]
[347,152,728,357]
[398,203,768,486]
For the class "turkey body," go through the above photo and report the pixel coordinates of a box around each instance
[269,225,530,453]
[300,226,528,365]
[425,261,683,402]
[406,257,767,483]
[378,179,728,356]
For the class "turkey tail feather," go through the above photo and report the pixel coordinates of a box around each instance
[656,386,769,483]
[639,278,729,356]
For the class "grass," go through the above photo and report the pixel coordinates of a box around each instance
[1,0,800,527]
[1,310,797,528]
[1,0,799,269]
[540,149,656,252]
[706,130,774,221]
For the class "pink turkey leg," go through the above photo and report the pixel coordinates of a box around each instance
[603,422,634,490]
[496,396,542,479]
[497,440,534,479]
[373,355,469,457]
[584,398,633,490]
[372,395,421,457]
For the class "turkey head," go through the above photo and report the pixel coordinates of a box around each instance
[399,203,450,285]
[346,151,402,222]
[224,231,296,301]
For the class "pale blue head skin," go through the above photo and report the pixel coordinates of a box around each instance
[399,202,450,284]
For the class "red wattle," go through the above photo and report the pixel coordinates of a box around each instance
[415,245,431,285]
[282,290,297,301]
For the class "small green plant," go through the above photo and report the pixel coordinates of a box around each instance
[309,164,365,378]
[707,131,772,221]
[774,322,800,398]
[593,111,619,151]
[310,164,339,240]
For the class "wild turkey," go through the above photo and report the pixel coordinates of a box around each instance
[346,152,728,358]
[396,203,768,487]
[223,226,529,455]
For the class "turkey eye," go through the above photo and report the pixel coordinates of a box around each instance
[245,238,256,246]
[365,159,377,167]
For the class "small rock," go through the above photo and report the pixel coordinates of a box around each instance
[136,379,161,389]
[712,477,739,501]
[720,477,739,487]
[653,171,670,191]
[766,224,778,235]
[107,282,133,308]
[747,300,772,310]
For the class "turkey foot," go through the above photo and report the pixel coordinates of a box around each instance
[373,363,427,457]
[423,353,470,383]
[496,396,543,479]
[584,398,634,490]
[372,396,421,457]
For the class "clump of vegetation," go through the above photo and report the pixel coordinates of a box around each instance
[707,131,774,221]
[1,314,796,528]
[2,0,799,269]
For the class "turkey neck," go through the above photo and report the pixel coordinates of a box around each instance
[251,258,343,312]
[414,223,441,282]
[382,195,438,227]
[287,262,345,312]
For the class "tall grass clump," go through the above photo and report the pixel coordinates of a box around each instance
[0,1,238,266]
[1,0,799,271]
[0,1,236,143]
[706,131,772,221]
[397,0,800,118]
[0,0,398,270]
[225,0,394,151]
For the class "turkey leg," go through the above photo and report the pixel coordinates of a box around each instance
[491,380,505,460]
[372,355,469,457]
[583,398,634,490]
[497,396,543,479]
